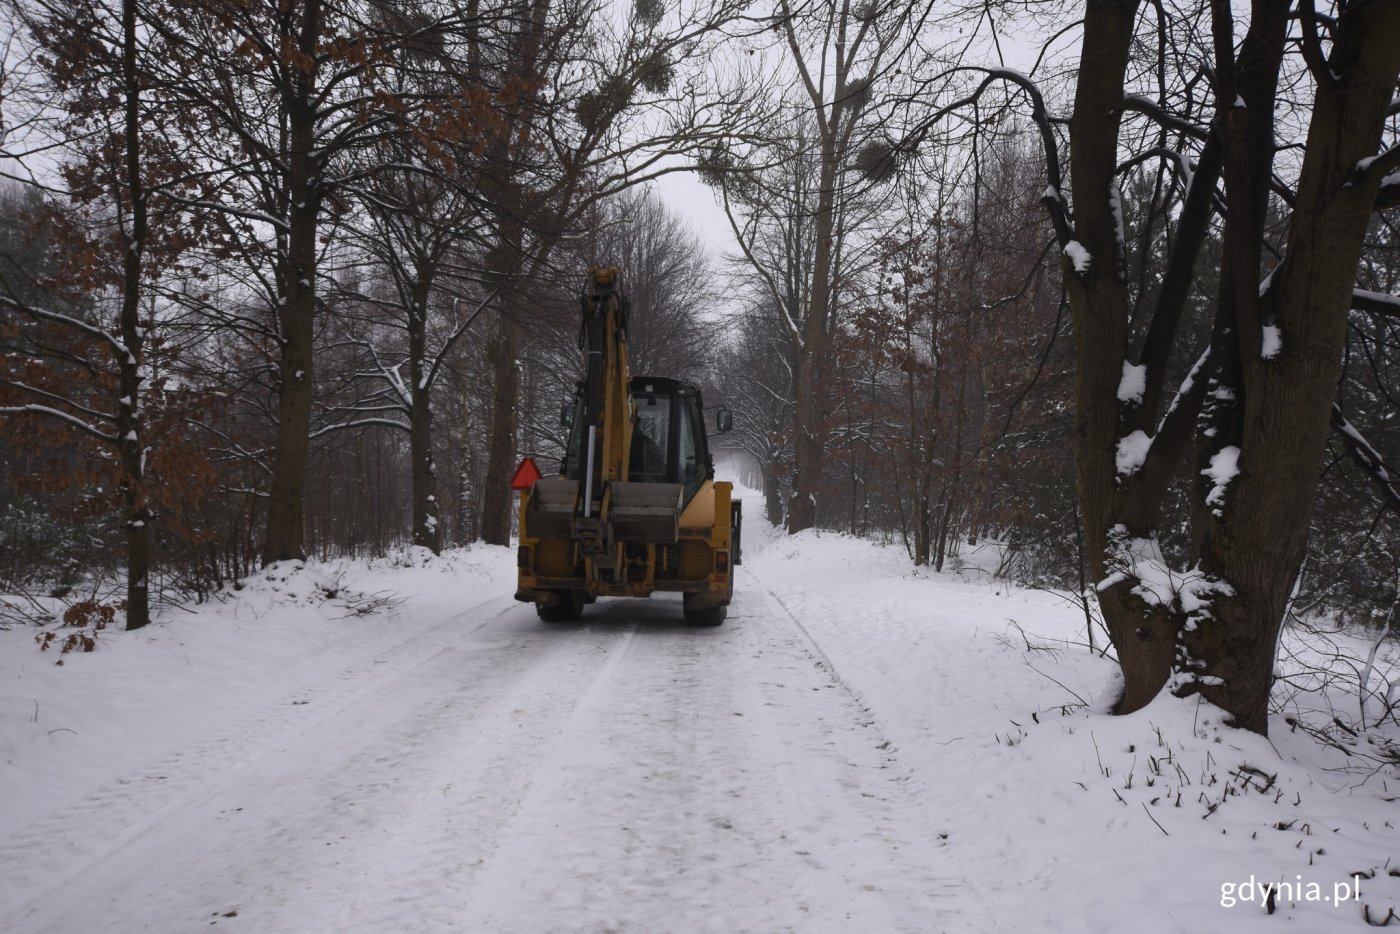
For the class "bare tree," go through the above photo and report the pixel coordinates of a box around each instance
[322,127,495,554]
[713,302,794,526]
[902,2,1400,734]
[0,0,211,628]
[708,0,935,534]
[141,0,483,565]
[577,188,714,382]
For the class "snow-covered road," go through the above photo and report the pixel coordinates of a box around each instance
[6,522,1397,933]
[2,580,965,934]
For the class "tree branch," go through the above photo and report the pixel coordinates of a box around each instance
[1332,404,1400,514]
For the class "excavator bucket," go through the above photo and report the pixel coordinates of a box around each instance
[524,477,579,541]
[608,481,683,544]
[524,477,681,545]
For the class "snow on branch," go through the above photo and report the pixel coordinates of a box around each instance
[1114,346,1210,487]
[186,418,272,475]
[3,379,116,425]
[1121,95,1210,142]
[1331,404,1400,514]
[1260,325,1282,360]
[1063,240,1092,274]
[1,295,129,360]
[1117,360,1146,405]
[158,196,291,235]
[382,363,412,409]
[424,288,500,393]
[1259,267,1278,298]
[1116,429,1151,477]
[0,404,117,444]
[1353,288,1400,319]
[1201,446,1240,514]
[309,418,411,440]
[1116,146,1196,197]
[1379,173,1400,211]
[1354,143,1400,189]
[1159,347,1211,429]
[343,337,414,411]
[216,486,270,499]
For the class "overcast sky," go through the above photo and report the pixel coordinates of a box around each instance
[654,169,736,260]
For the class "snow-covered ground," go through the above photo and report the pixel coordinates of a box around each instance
[2,493,1397,933]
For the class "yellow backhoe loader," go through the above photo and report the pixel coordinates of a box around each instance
[513,265,741,625]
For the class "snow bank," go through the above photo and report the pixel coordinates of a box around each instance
[748,527,1400,932]
[0,546,516,841]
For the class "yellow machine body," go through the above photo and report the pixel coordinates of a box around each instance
[513,266,740,624]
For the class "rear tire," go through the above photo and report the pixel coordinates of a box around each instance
[537,589,586,622]
[683,572,732,627]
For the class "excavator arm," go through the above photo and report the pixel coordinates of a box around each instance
[577,265,631,514]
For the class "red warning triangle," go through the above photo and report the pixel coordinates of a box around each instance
[511,457,543,491]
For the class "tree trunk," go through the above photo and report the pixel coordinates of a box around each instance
[786,115,841,534]
[913,489,930,567]
[261,0,322,566]
[408,279,441,554]
[479,310,520,545]
[261,216,318,563]
[763,463,783,526]
[1062,0,1167,711]
[787,353,820,532]
[457,410,477,544]
[117,0,150,629]
[1184,7,1400,734]
[934,372,968,573]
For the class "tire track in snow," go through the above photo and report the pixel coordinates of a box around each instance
[329,619,647,934]
[447,588,969,933]
[743,566,978,926]
[2,607,649,934]
[5,575,972,933]
[0,592,519,919]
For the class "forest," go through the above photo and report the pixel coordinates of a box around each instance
[1,0,1398,738]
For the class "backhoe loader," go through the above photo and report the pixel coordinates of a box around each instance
[512,265,741,625]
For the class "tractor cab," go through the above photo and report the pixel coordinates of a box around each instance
[562,376,716,505]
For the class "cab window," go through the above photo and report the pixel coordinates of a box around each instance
[677,395,705,500]
[629,392,670,483]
